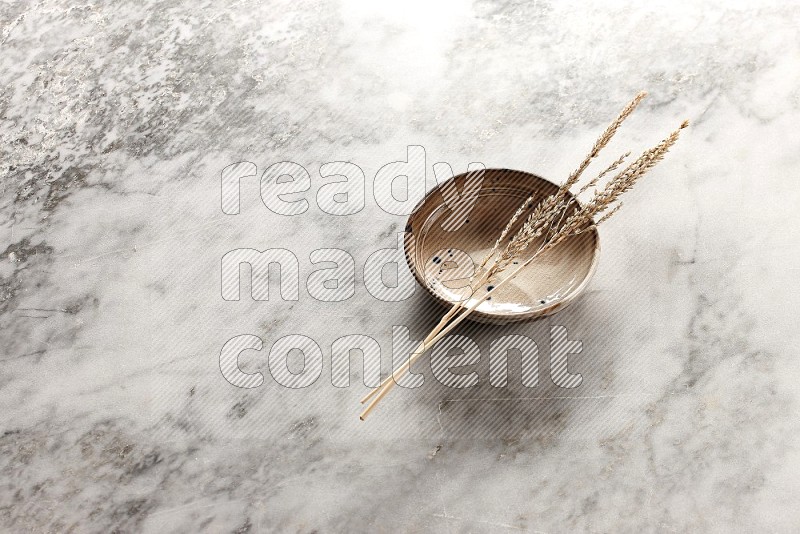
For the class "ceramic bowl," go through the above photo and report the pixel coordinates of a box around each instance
[404,169,600,324]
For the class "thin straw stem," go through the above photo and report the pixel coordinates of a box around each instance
[359,97,688,420]
[360,243,551,420]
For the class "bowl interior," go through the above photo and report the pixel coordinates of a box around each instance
[404,169,599,323]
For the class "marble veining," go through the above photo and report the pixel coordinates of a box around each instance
[2,0,800,532]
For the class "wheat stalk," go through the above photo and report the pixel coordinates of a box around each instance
[359,93,688,420]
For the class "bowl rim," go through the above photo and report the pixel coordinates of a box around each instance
[403,168,601,324]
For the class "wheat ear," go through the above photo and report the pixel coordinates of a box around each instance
[359,94,687,420]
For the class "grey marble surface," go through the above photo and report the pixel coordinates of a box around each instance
[2,0,800,532]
